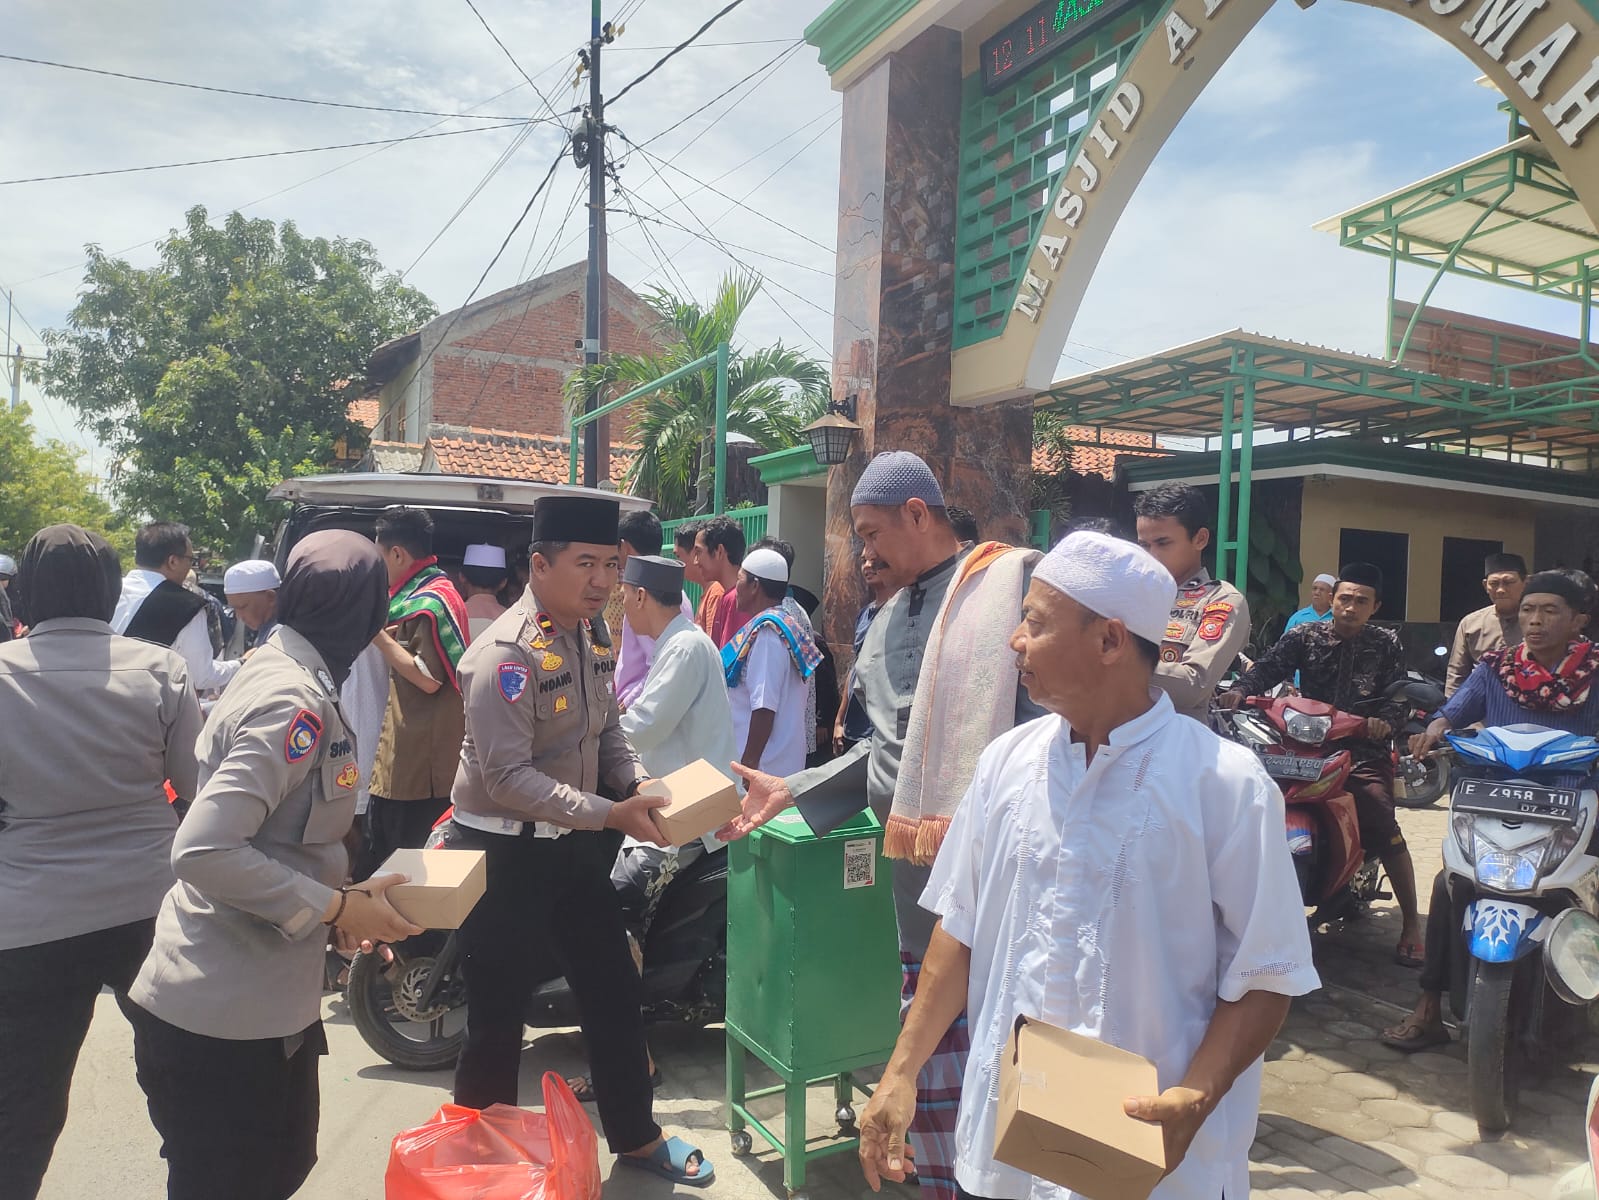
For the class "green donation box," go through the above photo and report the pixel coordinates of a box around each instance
[724,807,902,1198]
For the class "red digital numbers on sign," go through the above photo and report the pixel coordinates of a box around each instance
[980,0,1142,94]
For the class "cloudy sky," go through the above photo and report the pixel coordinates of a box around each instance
[3,0,1582,476]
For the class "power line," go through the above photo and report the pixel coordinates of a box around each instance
[401,122,541,278]
[607,0,752,107]
[17,78,548,285]
[461,0,567,125]
[636,40,801,150]
[446,177,592,434]
[614,130,833,253]
[378,148,569,437]
[0,52,540,121]
[606,198,831,276]
[604,38,798,50]
[0,123,530,187]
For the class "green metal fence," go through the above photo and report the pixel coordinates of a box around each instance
[661,507,770,609]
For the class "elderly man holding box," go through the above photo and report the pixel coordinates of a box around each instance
[856,531,1318,1200]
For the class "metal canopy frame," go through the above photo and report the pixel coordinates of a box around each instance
[1039,331,1599,585]
[1037,125,1599,589]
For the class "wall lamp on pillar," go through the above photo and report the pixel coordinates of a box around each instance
[804,394,862,466]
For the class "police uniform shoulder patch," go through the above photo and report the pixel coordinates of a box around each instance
[1198,602,1234,642]
[498,661,530,702]
[335,761,360,790]
[284,709,323,763]
[1160,642,1184,664]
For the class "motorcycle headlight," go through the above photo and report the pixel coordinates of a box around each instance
[1475,847,1539,892]
[1284,711,1333,745]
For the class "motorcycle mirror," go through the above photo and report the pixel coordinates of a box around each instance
[1543,909,1599,1004]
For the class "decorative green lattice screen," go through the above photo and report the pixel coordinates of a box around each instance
[954,1,1167,351]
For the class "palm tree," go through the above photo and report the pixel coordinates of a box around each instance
[565,272,829,518]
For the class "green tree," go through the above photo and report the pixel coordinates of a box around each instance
[0,404,132,560]
[566,273,829,518]
[38,206,435,553]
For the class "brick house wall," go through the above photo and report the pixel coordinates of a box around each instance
[370,261,673,446]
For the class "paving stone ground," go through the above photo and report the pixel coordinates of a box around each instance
[37,805,1598,1199]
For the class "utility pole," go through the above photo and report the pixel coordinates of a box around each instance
[579,3,614,489]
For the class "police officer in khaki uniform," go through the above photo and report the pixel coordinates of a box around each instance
[123,531,418,1200]
[1134,483,1252,722]
[443,495,715,1187]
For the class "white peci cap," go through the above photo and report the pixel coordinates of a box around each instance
[463,543,507,569]
[223,559,281,595]
[741,547,789,585]
[1033,531,1175,644]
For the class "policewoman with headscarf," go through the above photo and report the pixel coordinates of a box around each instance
[0,525,202,1200]
[123,530,422,1200]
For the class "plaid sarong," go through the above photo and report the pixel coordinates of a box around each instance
[901,952,968,1200]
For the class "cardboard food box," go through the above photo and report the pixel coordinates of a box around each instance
[994,1016,1167,1200]
[375,848,488,929]
[642,759,742,847]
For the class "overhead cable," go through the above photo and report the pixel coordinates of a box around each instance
[0,123,529,186]
[607,0,752,107]
[378,148,567,436]
[461,0,568,124]
[636,40,801,150]
[0,52,540,121]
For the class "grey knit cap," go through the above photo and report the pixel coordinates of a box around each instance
[850,451,945,508]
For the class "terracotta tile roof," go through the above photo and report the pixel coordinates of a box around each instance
[1033,426,1169,480]
[423,426,635,487]
[347,394,380,430]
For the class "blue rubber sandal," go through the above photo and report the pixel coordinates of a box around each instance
[618,1136,715,1188]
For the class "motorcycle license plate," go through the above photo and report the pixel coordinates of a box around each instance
[1261,753,1324,781]
[1452,778,1578,823]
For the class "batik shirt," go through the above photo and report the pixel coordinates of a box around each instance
[1235,621,1408,761]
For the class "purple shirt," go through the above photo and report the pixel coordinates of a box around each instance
[615,596,695,708]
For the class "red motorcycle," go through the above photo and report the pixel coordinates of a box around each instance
[1220,695,1388,924]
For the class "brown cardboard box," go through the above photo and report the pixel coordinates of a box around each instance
[642,759,742,847]
[994,1016,1166,1200]
[375,848,488,929]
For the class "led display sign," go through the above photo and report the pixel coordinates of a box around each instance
[980,0,1145,94]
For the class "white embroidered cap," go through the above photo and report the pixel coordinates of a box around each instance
[1033,530,1175,644]
[1313,572,1337,587]
[223,559,281,595]
[741,547,789,585]
[463,543,507,569]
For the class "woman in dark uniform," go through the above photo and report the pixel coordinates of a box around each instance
[122,530,422,1200]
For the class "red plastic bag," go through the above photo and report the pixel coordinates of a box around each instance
[385,1072,601,1200]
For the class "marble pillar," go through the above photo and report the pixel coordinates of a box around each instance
[821,26,1035,654]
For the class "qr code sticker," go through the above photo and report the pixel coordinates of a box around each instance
[843,838,876,890]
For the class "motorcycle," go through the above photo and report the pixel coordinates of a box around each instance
[1221,694,1387,925]
[348,845,729,1071]
[1442,724,1599,1134]
[1391,661,1452,808]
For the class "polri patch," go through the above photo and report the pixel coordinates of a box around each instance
[498,661,530,703]
[285,710,323,763]
[1198,604,1233,642]
[335,761,359,790]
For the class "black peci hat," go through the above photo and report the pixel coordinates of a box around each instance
[533,496,620,546]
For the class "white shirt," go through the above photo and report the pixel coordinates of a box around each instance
[113,569,241,693]
[728,612,808,780]
[339,643,389,816]
[620,613,737,852]
[922,692,1319,1200]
